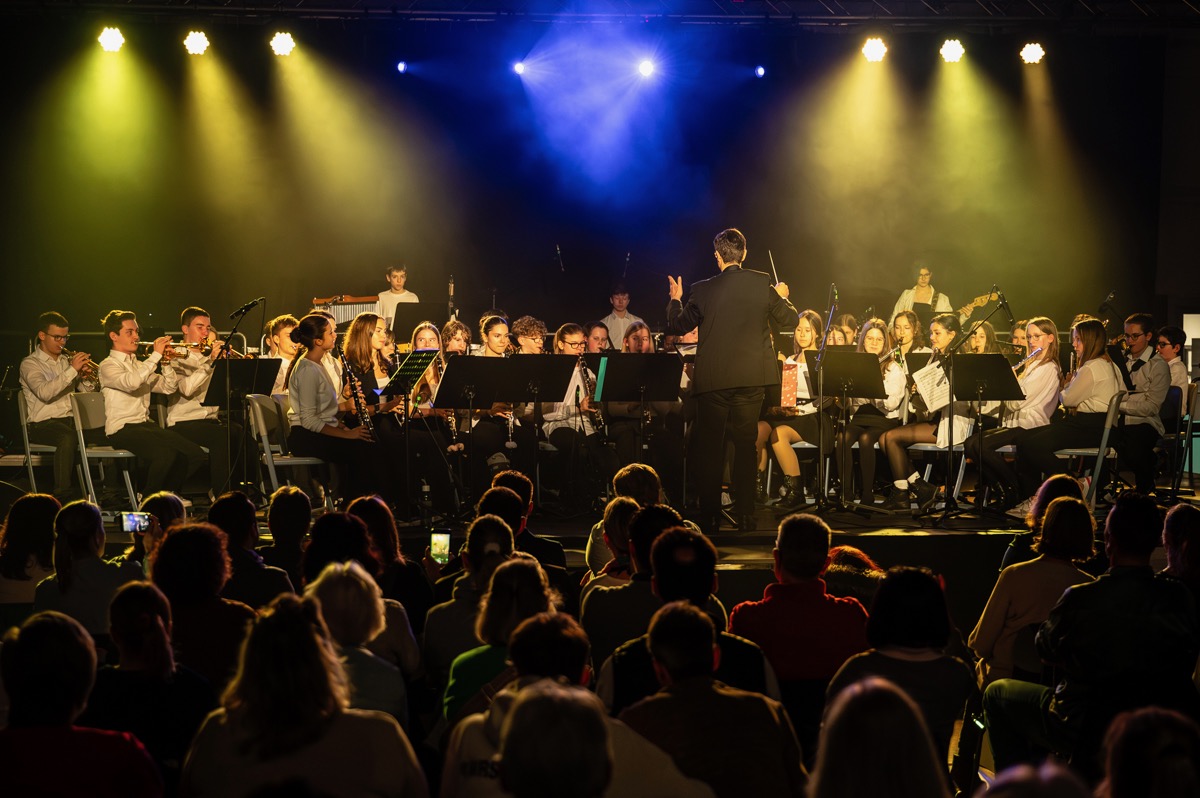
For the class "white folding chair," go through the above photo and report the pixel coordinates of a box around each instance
[17,392,57,493]
[908,417,976,505]
[246,393,332,508]
[69,393,140,510]
[1055,391,1126,509]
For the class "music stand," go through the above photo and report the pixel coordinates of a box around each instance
[380,349,440,516]
[389,304,430,349]
[202,359,278,499]
[594,353,683,463]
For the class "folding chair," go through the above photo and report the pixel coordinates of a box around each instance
[17,392,57,493]
[69,393,139,510]
[1054,391,1125,509]
[246,393,332,509]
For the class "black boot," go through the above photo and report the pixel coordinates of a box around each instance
[755,470,771,505]
[880,485,910,511]
[776,476,806,510]
[911,476,938,513]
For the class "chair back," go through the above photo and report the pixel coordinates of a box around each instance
[70,391,109,433]
[247,394,285,452]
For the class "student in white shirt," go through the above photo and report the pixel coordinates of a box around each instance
[376,264,419,330]
[19,312,101,499]
[264,314,299,395]
[1114,312,1171,494]
[599,282,643,346]
[97,310,206,497]
[1155,325,1190,398]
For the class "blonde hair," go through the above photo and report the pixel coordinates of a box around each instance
[304,561,386,648]
[475,555,555,646]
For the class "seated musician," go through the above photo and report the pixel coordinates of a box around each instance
[466,315,535,490]
[19,312,102,500]
[264,314,299,395]
[97,310,206,497]
[584,321,611,353]
[1156,325,1190,397]
[891,310,933,422]
[164,307,244,497]
[441,319,472,357]
[967,320,1002,354]
[833,313,858,346]
[1114,312,1170,494]
[1009,320,1028,354]
[835,318,907,506]
[511,316,547,355]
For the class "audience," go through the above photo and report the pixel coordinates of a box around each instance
[208,491,294,609]
[259,486,311,590]
[584,463,665,574]
[821,544,885,607]
[132,491,188,572]
[493,470,567,569]
[1097,706,1200,798]
[580,496,639,603]
[348,495,435,635]
[809,677,950,798]
[1162,503,1200,599]
[618,601,806,798]
[0,611,163,797]
[0,493,59,609]
[178,594,428,798]
[979,763,1090,798]
[1000,474,1085,570]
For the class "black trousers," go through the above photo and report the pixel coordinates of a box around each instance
[1014,413,1106,498]
[107,421,207,495]
[1114,422,1161,493]
[287,425,398,505]
[694,387,764,531]
[25,417,107,498]
[547,426,621,507]
[963,425,1034,495]
[171,418,243,494]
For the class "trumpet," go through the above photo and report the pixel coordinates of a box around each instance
[62,349,100,391]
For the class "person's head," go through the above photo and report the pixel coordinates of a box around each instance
[300,512,378,587]
[346,495,404,567]
[1032,497,1096,562]
[1157,325,1187,363]
[0,611,96,727]
[811,677,950,798]
[493,470,534,512]
[553,323,587,355]
[508,613,591,685]
[713,227,747,267]
[304,560,386,649]
[267,314,299,359]
[511,316,548,354]
[208,491,260,551]
[834,313,858,345]
[53,500,105,595]
[1025,473,1085,535]
[650,527,718,606]
[498,679,612,798]
[915,264,932,287]
[774,512,833,581]
[824,544,886,606]
[794,309,823,353]
[1072,318,1109,366]
[1024,317,1060,369]
[476,485,527,538]
[601,496,640,559]
[108,580,175,679]
[968,320,999,354]
[584,321,611,353]
[476,555,556,647]
[1010,321,1029,352]
[982,763,1090,798]
[612,463,661,507]
[609,282,631,314]
[480,314,510,357]
[385,264,408,293]
[101,309,140,354]
[825,328,847,346]
[141,490,187,532]
[151,522,232,605]
[828,544,883,572]
[1098,706,1200,798]
[866,566,951,651]
[892,310,925,348]
[1163,504,1200,578]
[464,513,515,586]
[1123,312,1156,359]
[35,311,71,356]
[267,486,311,549]
[622,321,653,353]
[1104,491,1162,563]
[647,600,717,684]
[409,320,441,354]
[181,306,212,344]
[0,493,59,580]
[627,504,684,575]
[928,313,961,353]
[223,593,348,760]
[290,313,334,359]
[857,318,893,360]
[442,319,472,355]
[345,312,387,371]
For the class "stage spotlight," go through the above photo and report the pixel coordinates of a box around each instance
[270,32,296,56]
[396,61,408,73]
[513,62,526,75]
[183,31,209,56]
[755,65,766,78]
[98,27,124,53]
[862,38,887,62]
[940,39,965,63]
[638,59,654,78]
[1020,43,1046,64]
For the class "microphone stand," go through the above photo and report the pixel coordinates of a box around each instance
[811,284,838,510]
[217,301,259,499]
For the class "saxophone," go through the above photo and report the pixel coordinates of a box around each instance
[336,345,377,443]
[577,355,608,441]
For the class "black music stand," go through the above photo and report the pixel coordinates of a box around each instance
[594,353,683,472]
[380,349,440,517]
[389,304,429,347]
[202,359,278,498]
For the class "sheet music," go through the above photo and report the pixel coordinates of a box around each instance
[912,358,950,412]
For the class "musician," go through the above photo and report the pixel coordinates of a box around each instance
[312,310,344,398]
[265,314,299,395]
[377,264,419,330]
[466,315,535,487]
[511,316,548,355]
[1010,320,1028,353]
[19,312,101,499]
[1010,319,1122,512]
[891,310,933,421]
[601,281,643,346]
[665,227,799,535]
[97,310,206,496]
[165,307,244,495]
[441,319,472,356]
[833,313,859,345]
[890,265,953,325]
[402,321,460,514]
[584,321,611,353]
[963,317,1062,510]
[1156,325,1190,394]
[284,314,395,503]
[621,322,654,354]
[835,318,907,506]
[967,320,1002,354]
[825,328,847,346]
[1114,312,1170,494]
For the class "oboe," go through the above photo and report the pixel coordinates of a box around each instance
[336,345,377,443]
[577,355,608,441]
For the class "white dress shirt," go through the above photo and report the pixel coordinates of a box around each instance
[1002,359,1061,429]
[166,350,218,425]
[19,348,86,423]
[97,350,178,436]
[270,356,292,396]
[847,361,907,419]
[600,311,643,348]
[1062,358,1121,415]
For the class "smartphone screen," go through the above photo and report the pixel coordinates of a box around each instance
[430,532,451,565]
[120,511,152,534]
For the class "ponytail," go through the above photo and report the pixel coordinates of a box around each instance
[53,501,104,595]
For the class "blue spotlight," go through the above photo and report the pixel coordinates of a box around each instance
[755,65,766,78]
[396,61,408,73]
[638,59,654,78]
[513,61,526,75]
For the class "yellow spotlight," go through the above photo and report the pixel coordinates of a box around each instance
[98,27,124,52]
[940,39,965,63]
[270,32,296,56]
[183,31,210,56]
[862,37,888,63]
[1020,43,1045,64]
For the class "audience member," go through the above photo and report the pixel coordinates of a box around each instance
[77,581,217,791]
[1000,474,1085,570]
[579,496,639,604]
[0,611,163,798]
[150,522,256,691]
[827,566,975,759]
[132,491,188,574]
[208,491,294,609]
[821,544,885,607]
[977,763,1090,798]
[348,495,435,635]
[969,497,1096,686]
[618,602,806,798]
[493,470,567,568]
[1162,503,1200,599]
[305,560,408,728]
[259,486,311,590]
[1097,706,1200,798]
[0,493,58,608]
[584,463,664,574]
[808,677,950,798]
[178,594,428,798]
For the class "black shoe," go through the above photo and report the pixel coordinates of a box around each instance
[880,487,910,511]
[911,478,938,513]
[776,476,806,510]
[755,471,770,505]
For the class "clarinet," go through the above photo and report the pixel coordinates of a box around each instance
[336,345,377,443]
[577,355,608,441]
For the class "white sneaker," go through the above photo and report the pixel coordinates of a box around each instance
[1006,497,1034,520]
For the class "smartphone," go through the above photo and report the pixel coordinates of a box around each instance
[430,532,451,565]
[120,511,152,534]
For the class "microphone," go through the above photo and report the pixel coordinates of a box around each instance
[230,296,266,319]
[556,245,564,272]
[831,283,838,307]
[863,305,874,320]
[998,292,1016,328]
[1099,290,1116,313]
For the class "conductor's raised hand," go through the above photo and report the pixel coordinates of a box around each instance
[774,281,790,299]
[668,275,684,302]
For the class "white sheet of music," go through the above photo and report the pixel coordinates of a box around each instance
[912,359,950,412]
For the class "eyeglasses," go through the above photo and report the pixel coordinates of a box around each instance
[47,334,69,342]
[1156,340,1173,348]
[561,340,586,350]
[1124,332,1149,340]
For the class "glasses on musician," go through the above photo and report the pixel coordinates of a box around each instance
[1124,332,1149,340]
[561,339,586,349]
[47,334,69,341]
[1155,340,1172,348]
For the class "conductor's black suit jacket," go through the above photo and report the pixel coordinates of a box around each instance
[665,266,799,397]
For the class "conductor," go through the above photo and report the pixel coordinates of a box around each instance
[666,228,799,536]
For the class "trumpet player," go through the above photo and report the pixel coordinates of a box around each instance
[98,310,206,497]
[19,312,103,499]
